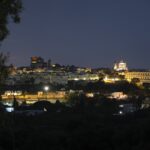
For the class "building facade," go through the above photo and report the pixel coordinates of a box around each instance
[125,71,150,84]
[114,60,128,71]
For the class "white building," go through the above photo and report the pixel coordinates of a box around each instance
[114,60,128,71]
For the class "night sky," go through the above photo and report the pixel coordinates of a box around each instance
[1,0,150,69]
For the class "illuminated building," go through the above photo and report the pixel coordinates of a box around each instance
[68,74,99,81]
[108,92,128,100]
[86,93,94,98]
[2,91,67,103]
[31,56,52,69]
[31,56,45,68]
[114,60,128,71]
[125,71,150,84]
[4,91,22,96]
[76,67,92,73]
[103,76,120,83]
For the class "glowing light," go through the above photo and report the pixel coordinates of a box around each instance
[119,105,124,108]
[119,111,123,115]
[103,76,120,83]
[74,78,79,81]
[86,93,94,98]
[44,86,49,91]
[6,107,14,112]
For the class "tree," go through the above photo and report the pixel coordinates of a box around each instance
[0,0,22,41]
[13,95,19,110]
[0,53,9,85]
[0,53,9,102]
[131,78,140,85]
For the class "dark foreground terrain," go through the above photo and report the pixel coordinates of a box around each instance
[0,109,150,150]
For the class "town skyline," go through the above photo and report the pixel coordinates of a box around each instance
[1,0,150,69]
[4,55,150,70]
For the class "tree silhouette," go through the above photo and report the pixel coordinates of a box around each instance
[0,0,22,41]
[0,53,9,94]
[13,95,19,110]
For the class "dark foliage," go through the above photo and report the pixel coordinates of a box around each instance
[0,0,22,41]
[0,106,150,150]
[68,80,140,94]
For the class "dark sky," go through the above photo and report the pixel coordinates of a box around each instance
[1,0,150,69]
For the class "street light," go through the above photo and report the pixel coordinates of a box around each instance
[44,86,49,92]
[44,86,49,100]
